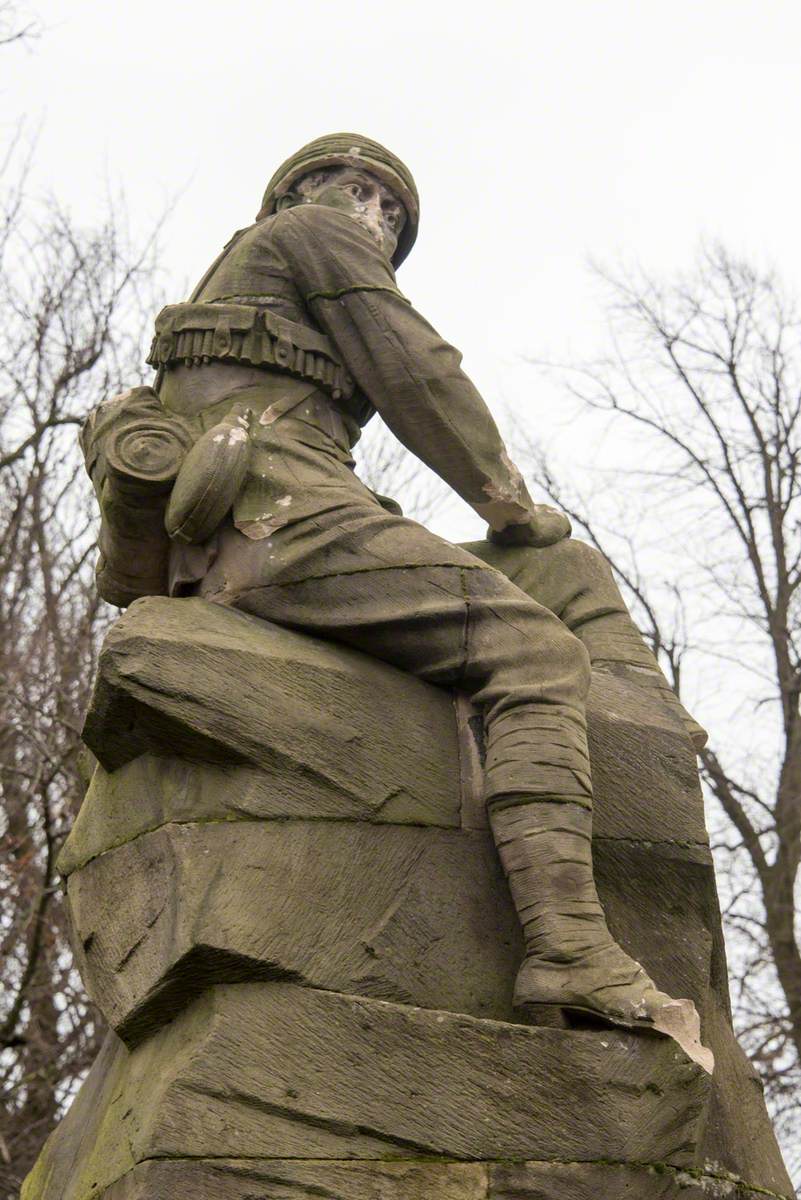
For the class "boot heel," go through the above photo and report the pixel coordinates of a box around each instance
[520,1003,570,1029]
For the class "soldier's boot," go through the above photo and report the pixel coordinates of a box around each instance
[489,799,714,1070]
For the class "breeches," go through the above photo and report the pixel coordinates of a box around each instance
[192,503,646,810]
[464,536,661,673]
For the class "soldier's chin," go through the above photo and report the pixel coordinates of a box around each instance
[351,215,395,257]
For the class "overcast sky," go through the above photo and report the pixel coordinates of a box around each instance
[5,0,801,549]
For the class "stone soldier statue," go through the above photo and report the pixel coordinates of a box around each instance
[83,133,708,1047]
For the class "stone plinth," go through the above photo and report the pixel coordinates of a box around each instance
[22,597,793,1200]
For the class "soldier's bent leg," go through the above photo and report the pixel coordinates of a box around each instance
[201,552,594,807]
[463,536,707,751]
[194,514,705,1049]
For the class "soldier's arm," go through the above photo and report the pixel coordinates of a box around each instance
[271,205,568,542]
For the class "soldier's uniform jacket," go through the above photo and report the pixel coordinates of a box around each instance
[151,203,537,566]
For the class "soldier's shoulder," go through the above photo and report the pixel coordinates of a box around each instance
[228,214,282,246]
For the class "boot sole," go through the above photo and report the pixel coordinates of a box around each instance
[520,1001,663,1035]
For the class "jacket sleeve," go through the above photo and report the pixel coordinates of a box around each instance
[270,204,537,531]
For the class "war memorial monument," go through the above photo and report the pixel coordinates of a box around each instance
[23,134,794,1199]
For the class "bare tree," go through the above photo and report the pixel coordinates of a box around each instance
[0,154,161,1192]
[519,244,801,1180]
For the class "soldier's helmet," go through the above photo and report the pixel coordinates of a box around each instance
[258,133,419,268]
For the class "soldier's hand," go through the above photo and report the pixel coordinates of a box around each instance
[488,505,572,548]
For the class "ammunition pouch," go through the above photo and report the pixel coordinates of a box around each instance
[146,302,355,402]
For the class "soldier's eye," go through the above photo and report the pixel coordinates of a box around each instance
[382,204,403,230]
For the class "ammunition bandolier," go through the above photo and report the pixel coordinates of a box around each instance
[147,301,356,404]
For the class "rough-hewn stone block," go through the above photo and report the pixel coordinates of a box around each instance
[79,1157,789,1200]
[585,670,709,845]
[81,595,461,818]
[67,821,521,1042]
[594,838,715,1008]
[22,981,709,1200]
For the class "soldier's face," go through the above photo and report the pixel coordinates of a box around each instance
[303,168,406,260]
